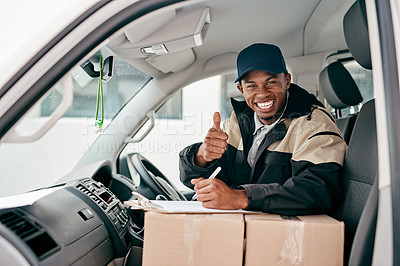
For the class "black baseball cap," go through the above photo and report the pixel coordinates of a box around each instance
[235,43,288,83]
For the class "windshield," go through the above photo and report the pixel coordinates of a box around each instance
[0,56,151,197]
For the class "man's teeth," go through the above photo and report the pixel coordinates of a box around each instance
[257,100,274,109]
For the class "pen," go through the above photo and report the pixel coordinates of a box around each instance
[191,166,222,201]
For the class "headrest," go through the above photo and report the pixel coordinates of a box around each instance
[319,61,363,109]
[343,0,372,69]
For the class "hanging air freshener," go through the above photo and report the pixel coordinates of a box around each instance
[95,55,104,133]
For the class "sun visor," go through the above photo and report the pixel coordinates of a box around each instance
[145,49,195,73]
[129,7,210,56]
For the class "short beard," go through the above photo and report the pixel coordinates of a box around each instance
[259,113,281,125]
[259,91,288,124]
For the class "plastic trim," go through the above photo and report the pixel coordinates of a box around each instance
[374,0,400,265]
[3,75,73,143]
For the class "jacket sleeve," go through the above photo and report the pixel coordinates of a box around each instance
[240,161,343,215]
[179,143,230,189]
[240,108,347,215]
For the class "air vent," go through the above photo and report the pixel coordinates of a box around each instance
[0,211,39,237]
[76,184,106,209]
[0,211,59,260]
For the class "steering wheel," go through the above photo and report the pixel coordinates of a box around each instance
[130,153,187,201]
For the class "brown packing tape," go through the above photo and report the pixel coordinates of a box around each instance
[244,214,344,266]
[183,215,203,265]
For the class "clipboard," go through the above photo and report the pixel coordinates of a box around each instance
[123,192,261,214]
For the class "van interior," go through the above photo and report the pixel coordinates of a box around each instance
[0,0,397,265]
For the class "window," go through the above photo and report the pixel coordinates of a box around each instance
[155,91,182,119]
[154,71,241,122]
[0,56,151,197]
[220,73,244,120]
[41,58,150,120]
[341,60,373,116]
[343,60,373,102]
[121,73,244,191]
[122,76,222,191]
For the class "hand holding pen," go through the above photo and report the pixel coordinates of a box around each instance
[191,166,221,201]
[190,165,248,209]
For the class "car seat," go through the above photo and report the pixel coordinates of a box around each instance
[319,61,363,144]
[331,0,378,265]
[331,99,377,265]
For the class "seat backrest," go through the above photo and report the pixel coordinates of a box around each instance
[348,177,378,265]
[336,114,357,144]
[319,61,363,144]
[331,99,377,264]
[337,0,378,265]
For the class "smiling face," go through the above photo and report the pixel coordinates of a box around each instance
[237,70,291,125]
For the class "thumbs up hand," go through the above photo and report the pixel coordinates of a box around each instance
[195,112,229,167]
[213,112,222,131]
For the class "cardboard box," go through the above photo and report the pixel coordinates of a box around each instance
[142,212,245,266]
[142,210,344,266]
[244,214,344,266]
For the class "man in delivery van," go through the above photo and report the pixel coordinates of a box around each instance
[179,43,347,215]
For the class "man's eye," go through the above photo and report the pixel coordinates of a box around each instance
[267,81,276,85]
[247,84,256,88]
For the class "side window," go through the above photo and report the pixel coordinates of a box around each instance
[0,55,151,197]
[123,76,223,190]
[154,72,240,122]
[220,73,244,120]
[43,58,150,121]
[122,72,243,190]
[156,92,182,119]
[341,60,373,116]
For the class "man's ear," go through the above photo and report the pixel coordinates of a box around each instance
[237,83,244,94]
[285,73,291,89]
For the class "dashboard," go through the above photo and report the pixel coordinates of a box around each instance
[0,169,141,266]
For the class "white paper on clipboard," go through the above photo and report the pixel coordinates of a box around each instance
[124,199,261,214]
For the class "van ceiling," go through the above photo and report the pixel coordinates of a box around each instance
[108,0,354,79]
